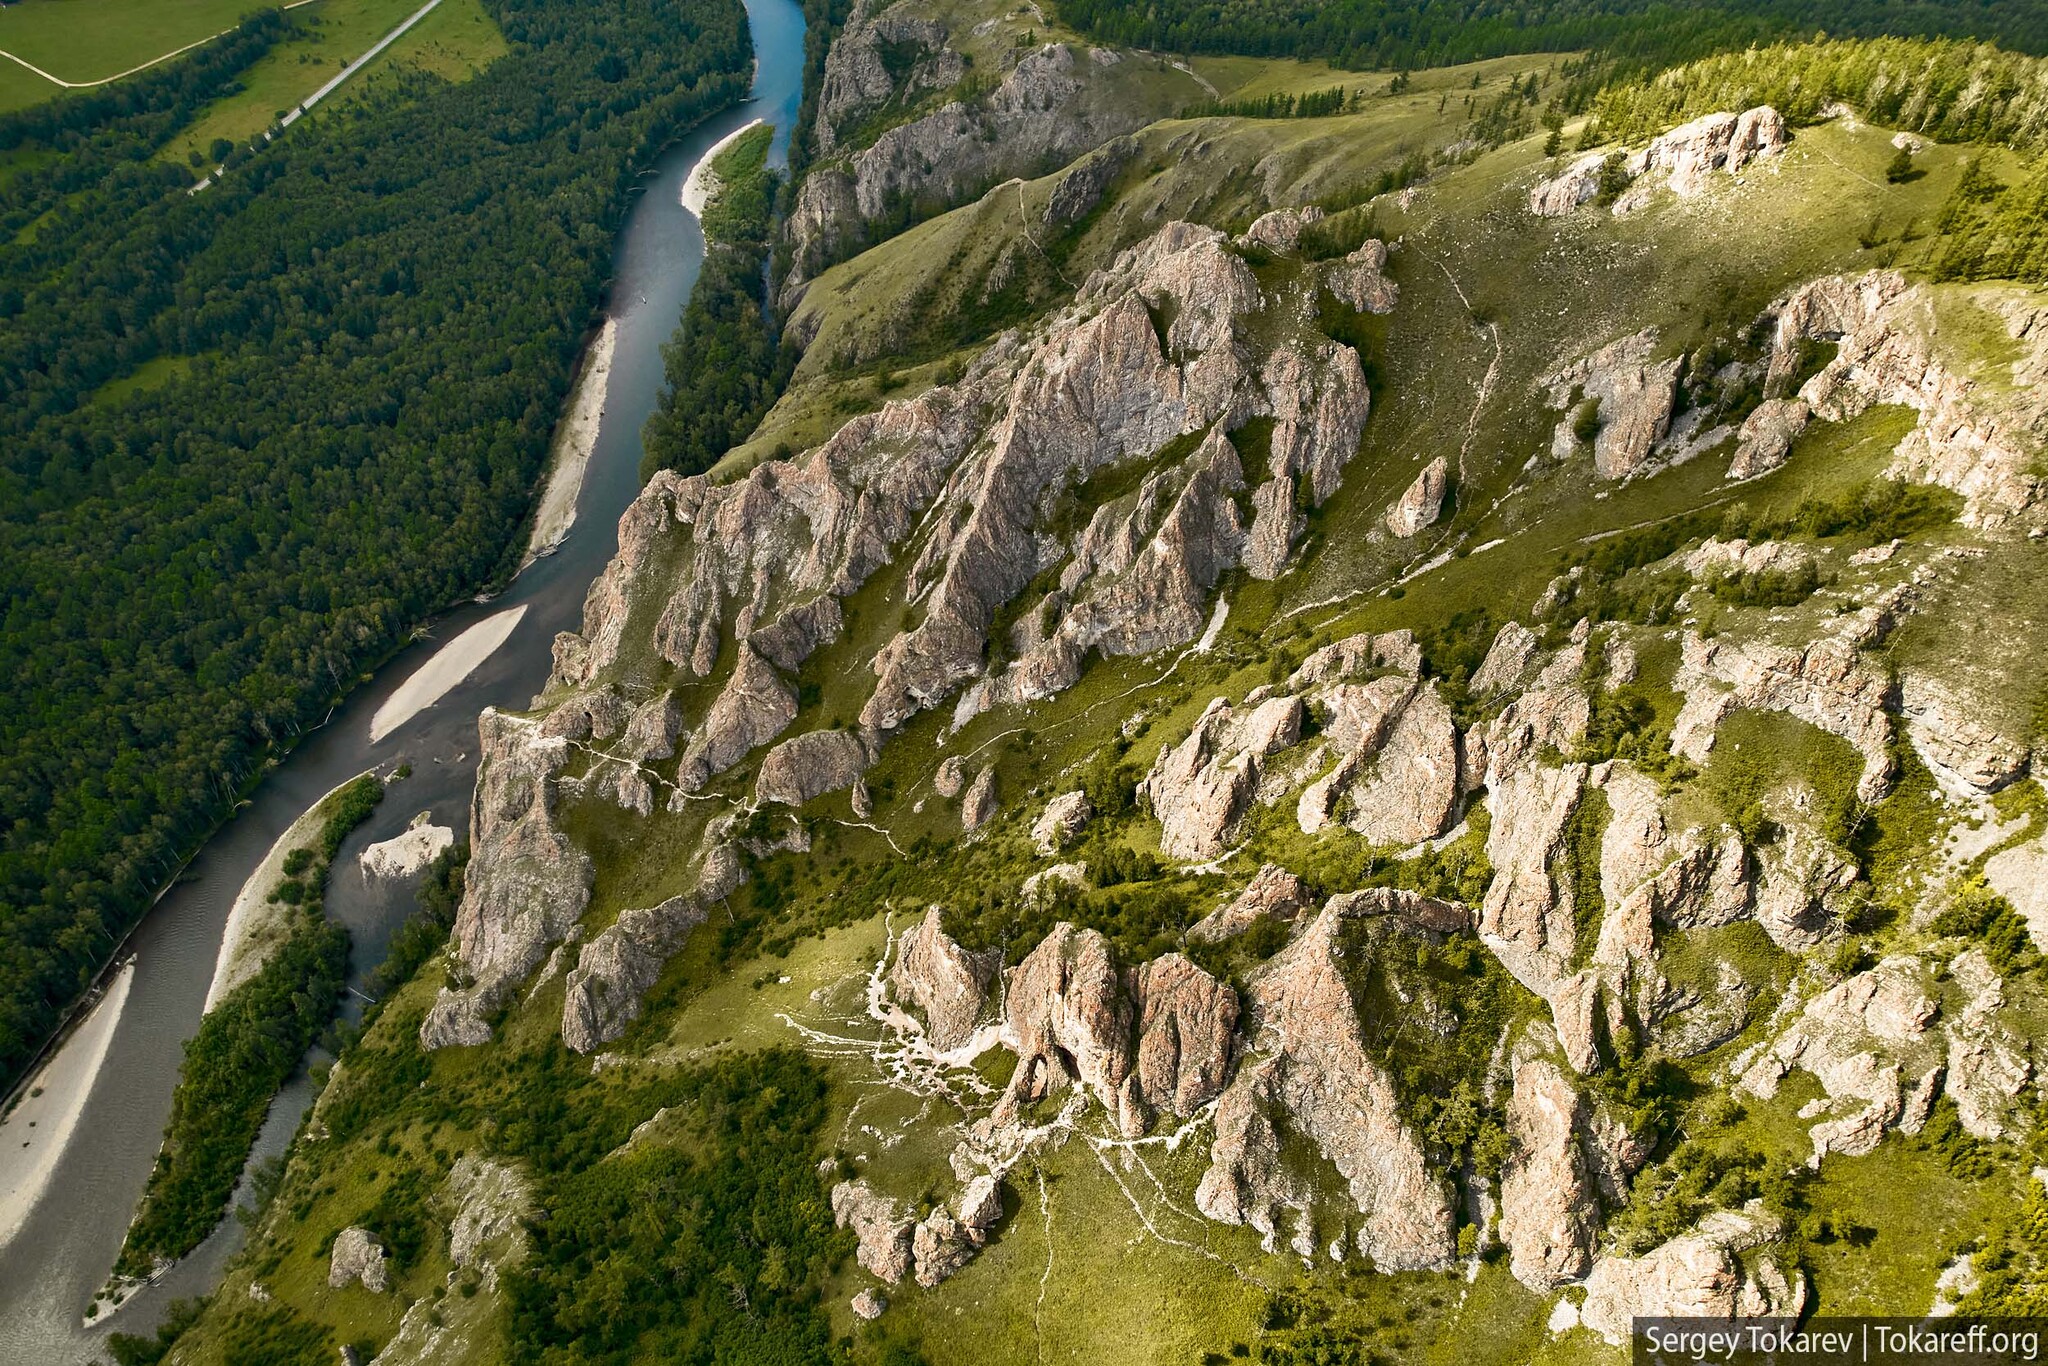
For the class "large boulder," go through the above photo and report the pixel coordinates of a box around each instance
[328,1227,389,1293]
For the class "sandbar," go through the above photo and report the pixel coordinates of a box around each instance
[369,605,527,744]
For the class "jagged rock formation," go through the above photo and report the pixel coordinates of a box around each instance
[561,894,707,1054]
[421,710,593,1050]
[1900,674,2031,795]
[1240,205,1323,252]
[1188,863,1309,942]
[1738,956,1943,1160]
[1385,456,1448,537]
[1529,107,1785,220]
[785,41,1182,304]
[1758,270,2046,525]
[1943,947,2034,1141]
[1144,694,1303,860]
[328,1227,388,1293]
[1670,596,1903,803]
[1613,107,1788,213]
[1499,1045,1601,1290]
[1546,329,1682,479]
[1130,953,1239,1117]
[999,923,1142,1134]
[1577,1207,1805,1344]
[890,908,998,1051]
[1196,890,1462,1270]
[812,0,962,156]
[1528,151,1606,216]
[372,1157,534,1365]
[1729,397,1810,479]
[678,646,797,792]
[1032,791,1093,855]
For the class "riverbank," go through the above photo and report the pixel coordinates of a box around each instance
[522,317,618,570]
[367,604,528,744]
[0,960,135,1251]
[204,770,375,1012]
[681,115,763,215]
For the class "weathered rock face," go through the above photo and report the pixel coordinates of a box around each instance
[756,728,870,806]
[1547,329,1682,479]
[1472,621,1541,696]
[561,895,707,1054]
[1738,956,1944,1161]
[933,754,969,798]
[1900,673,2032,794]
[1986,826,2048,950]
[960,763,999,832]
[328,1227,389,1293]
[1729,397,1811,479]
[1612,106,1789,214]
[833,1180,916,1283]
[785,42,1178,304]
[1241,205,1324,253]
[960,426,1248,722]
[1528,151,1607,217]
[1324,682,1462,846]
[1599,763,1751,936]
[1001,923,1141,1134]
[423,709,593,1050]
[677,645,797,791]
[1188,863,1310,942]
[1385,455,1449,537]
[1320,239,1399,315]
[1196,891,1460,1270]
[1130,953,1239,1118]
[1944,948,2034,1141]
[1578,1208,1804,1345]
[1499,1050,1601,1290]
[1671,612,1900,803]
[891,908,999,1052]
[1752,824,1858,951]
[1032,790,1094,855]
[1144,694,1304,860]
[1241,476,1301,580]
[851,1288,888,1321]
[1044,136,1136,228]
[1763,270,2044,525]
[812,0,962,156]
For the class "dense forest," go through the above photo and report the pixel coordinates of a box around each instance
[0,0,752,1097]
[1055,0,2048,75]
[642,123,795,480]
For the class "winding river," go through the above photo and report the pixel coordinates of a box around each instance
[0,0,804,1350]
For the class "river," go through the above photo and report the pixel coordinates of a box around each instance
[0,0,804,1351]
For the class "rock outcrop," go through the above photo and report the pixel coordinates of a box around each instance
[677,645,797,791]
[1188,863,1310,942]
[1385,455,1448,537]
[999,923,1142,1135]
[328,1227,388,1293]
[960,764,999,832]
[1130,952,1239,1118]
[1032,791,1093,855]
[1144,694,1303,860]
[1528,151,1607,216]
[1547,329,1682,479]
[1737,956,1944,1161]
[891,908,998,1052]
[422,710,593,1050]
[1499,1048,1601,1290]
[1320,239,1399,315]
[833,1180,916,1283]
[1729,397,1811,479]
[1612,106,1788,213]
[1196,891,1461,1270]
[561,894,707,1054]
[1578,1208,1804,1345]
[756,729,870,806]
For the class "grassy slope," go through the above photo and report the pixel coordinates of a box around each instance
[0,0,261,111]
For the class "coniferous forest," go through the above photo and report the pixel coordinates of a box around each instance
[0,0,750,1096]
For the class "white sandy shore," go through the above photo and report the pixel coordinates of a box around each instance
[0,959,135,1249]
[360,811,455,879]
[521,317,617,571]
[205,770,376,1012]
[369,605,528,744]
[681,117,764,217]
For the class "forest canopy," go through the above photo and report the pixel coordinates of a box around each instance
[0,0,751,1095]
[1054,0,2048,75]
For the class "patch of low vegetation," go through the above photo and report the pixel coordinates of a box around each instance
[1930,875,2038,975]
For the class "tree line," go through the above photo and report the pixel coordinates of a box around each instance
[0,0,752,1097]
